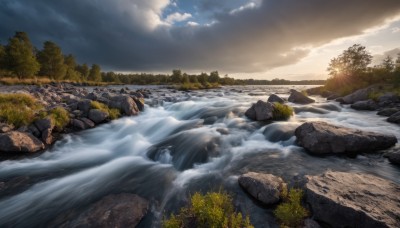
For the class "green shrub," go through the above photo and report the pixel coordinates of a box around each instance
[163,191,254,228]
[48,107,70,128]
[274,188,308,227]
[90,101,120,120]
[0,93,42,127]
[272,103,294,120]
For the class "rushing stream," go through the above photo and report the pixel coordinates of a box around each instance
[0,85,399,227]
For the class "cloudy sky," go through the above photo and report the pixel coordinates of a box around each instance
[1,0,400,80]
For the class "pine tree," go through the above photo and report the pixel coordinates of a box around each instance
[88,64,101,81]
[5,32,40,79]
[37,41,66,80]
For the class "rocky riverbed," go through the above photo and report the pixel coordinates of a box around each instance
[0,84,399,227]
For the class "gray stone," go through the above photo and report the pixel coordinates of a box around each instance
[350,99,378,111]
[387,111,400,124]
[238,172,286,205]
[77,99,92,116]
[377,108,399,117]
[288,90,315,104]
[109,95,139,115]
[133,97,145,111]
[295,122,397,154]
[387,152,400,165]
[0,123,14,133]
[245,100,274,121]
[80,118,95,128]
[28,124,41,138]
[267,94,285,104]
[0,131,44,153]
[71,119,86,131]
[34,118,54,132]
[303,219,320,228]
[341,87,373,104]
[88,109,109,124]
[305,171,400,228]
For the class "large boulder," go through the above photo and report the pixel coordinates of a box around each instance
[267,94,285,104]
[386,152,400,165]
[54,193,149,228]
[377,108,399,117]
[109,95,139,115]
[387,111,400,124]
[245,100,274,121]
[288,90,315,104]
[340,87,373,104]
[350,99,378,111]
[71,119,86,131]
[294,122,397,154]
[238,172,286,204]
[77,99,92,116]
[0,131,45,153]
[34,118,55,145]
[305,171,400,228]
[88,109,108,124]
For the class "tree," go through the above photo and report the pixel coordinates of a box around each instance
[182,73,190,83]
[327,44,372,78]
[189,75,198,83]
[37,41,66,80]
[0,44,5,69]
[208,71,220,83]
[5,32,40,79]
[75,63,89,80]
[381,55,395,72]
[102,71,119,82]
[88,64,101,81]
[198,72,208,84]
[170,69,183,83]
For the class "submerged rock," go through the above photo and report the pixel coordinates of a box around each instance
[0,131,44,153]
[245,100,274,121]
[305,171,400,228]
[387,111,400,124]
[377,108,399,117]
[267,94,285,104]
[294,121,397,154]
[238,172,286,204]
[288,90,314,104]
[53,193,149,228]
[386,152,400,165]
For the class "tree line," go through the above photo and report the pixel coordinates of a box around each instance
[0,31,326,86]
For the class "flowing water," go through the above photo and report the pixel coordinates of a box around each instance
[0,85,399,227]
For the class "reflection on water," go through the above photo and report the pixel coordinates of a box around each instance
[0,85,399,227]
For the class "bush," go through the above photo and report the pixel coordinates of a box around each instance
[0,93,42,127]
[90,101,120,120]
[48,107,70,129]
[163,191,254,228]
[272,103,294,120]
[274,188,308,227]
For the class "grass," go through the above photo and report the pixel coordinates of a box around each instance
[178,82,221,91]
[272,102,294,120]
[0,77,117,86]
[274,188,308,228]
[90,101,120,120]
[0,93,43,128]
[48,107,70,129]
[163,191,254,228]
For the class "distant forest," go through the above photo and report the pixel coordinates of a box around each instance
[0,31,325,86]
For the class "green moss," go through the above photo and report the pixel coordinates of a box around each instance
[274,188,308,227]
[272,103,294,120]
[90,101,120,120]
[163,191,254,228]
[0,93,43,127]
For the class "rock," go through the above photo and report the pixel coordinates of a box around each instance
[350,99,378,111]
[77,99,92,116]
[41,128,53,145]
[377,108,399,117]
[378,93,400,105]
[386,152,400,165]
[305,171,400,228]
[294,122,397,154]
[109,95,139,115]
[88,109,109,124]
[387,111,400,124]
[34,118,54,132]
[288,90,315,104]
[71,119,86,131]
[303,219,321,228]
[54,193,148,228]
[27,124,41,138]
[238,172,286,204]
[133,97,145,111]
[341,87,373,104]
[326,93,340,100]
[0,123,14,133]
[267,94,285,104]
[80,118,95,128]
[245,100,274,121]
[0,131,44,153]
[85,92,98,101]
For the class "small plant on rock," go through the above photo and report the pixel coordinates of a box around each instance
[274,188,308,228]
[272,102,294,120]
[90,101,120,120]
[163,191,254,228]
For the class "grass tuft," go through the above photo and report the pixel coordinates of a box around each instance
[90,101,120,120]
[0,93,43,127]
[163,191,254,228]
[272,102,294,120]
[274,188,308,227]
[48,107,70,129]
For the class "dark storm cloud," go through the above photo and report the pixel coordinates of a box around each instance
[1,0,400,73]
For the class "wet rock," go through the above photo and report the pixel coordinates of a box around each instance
[377,108,399,117]
[85,92,98,101]
[350,99,378,111]
[387,152,400,165]
[71,119,86,131]
[34,118,53,132]
[378,92,400,105]
[77,99,92,116]
[326,93,340,100]
[0,123,14,133]
[109,95,139,115]
[0,131,44,153]
[303,219,321,228]
[340,87,372,104]
[238,172,286,204]
[267,94,285,104]
[88,109,109,124]
[305,171,400,228]
[295,121,397,154]
[41,128,53,145]
[133,97,145,111]
[387,111,400,124]
[54,193,148,228]
[245,100,274,121]
[288,90,315,104]
[80,118,95,128]
[27,124,41,138]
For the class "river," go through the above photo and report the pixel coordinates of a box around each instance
[0,85,399,227]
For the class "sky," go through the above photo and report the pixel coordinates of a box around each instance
[0,0,400,80]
